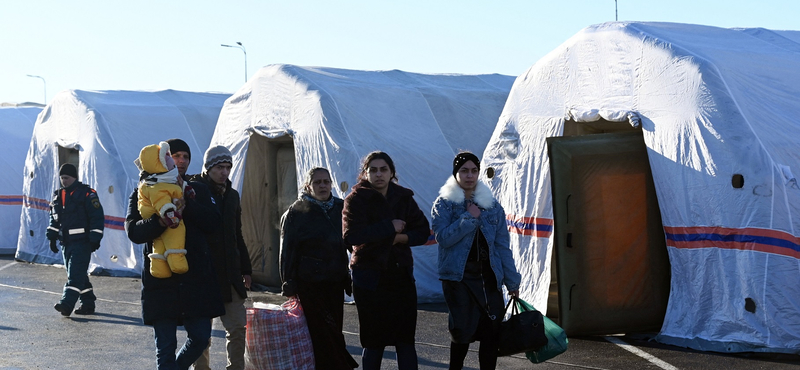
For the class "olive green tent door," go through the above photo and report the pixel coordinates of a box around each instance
[240,134,297,287]
[547,131,670,335]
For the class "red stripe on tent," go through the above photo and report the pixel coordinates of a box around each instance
[668,239,800,259]
[664,226,796,241]
[23,195,50,211]
[506,214,553,238]
[506,215,554,226]
[424,229,437,245]
[104,216,126,231]
[0,195,24,205]
[664,226,800,259]
[22,195,126,231]
[508,227,552,238]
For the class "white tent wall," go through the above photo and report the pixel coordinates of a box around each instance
[211,64,515,302]
[483,22,800,353]
[16,89,230,276]
[0,106,40,254]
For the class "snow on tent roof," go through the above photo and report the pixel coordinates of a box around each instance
[0,106,40,254]
[210,64,515,302]
[16,89,230,275]
[483,22,800,353]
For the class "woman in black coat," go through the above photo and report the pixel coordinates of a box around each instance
[342,151,430,370]
[280,167,358,370]
[125,174,225,370]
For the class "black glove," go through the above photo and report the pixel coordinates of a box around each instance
[91,241,101,252]
[49,239,58,253]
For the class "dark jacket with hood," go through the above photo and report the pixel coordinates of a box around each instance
[189,174,252,302]
[342,180,430,271]
[125,178,225,325]
[280,195,351,297]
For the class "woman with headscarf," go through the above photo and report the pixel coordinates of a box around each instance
[280,167,358,370]
[431,151,521,370]
[342,151,430,370]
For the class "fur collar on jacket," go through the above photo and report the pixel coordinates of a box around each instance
[438,176,495,209]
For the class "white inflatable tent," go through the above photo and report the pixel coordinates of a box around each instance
[483,22,800,353]
[0,105,40,254]
[210,64,515,302]
[16,89,230,276]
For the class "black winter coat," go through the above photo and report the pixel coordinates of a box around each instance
[125,180,225,326]
[280,196,351,297]
[47,181,105,245]
[343,180,430,271]
[190,174,252,302]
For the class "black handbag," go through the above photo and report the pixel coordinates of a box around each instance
[497,297,548,356]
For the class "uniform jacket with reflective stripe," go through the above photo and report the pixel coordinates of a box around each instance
[47,181,105,244]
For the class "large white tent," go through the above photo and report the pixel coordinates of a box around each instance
[16,89,230,276]
[483,22,800,353]
[209,64,515,302]
[0,105,40,254]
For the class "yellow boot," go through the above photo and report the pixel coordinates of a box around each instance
[165,249,189,274]
[149,253,172,278]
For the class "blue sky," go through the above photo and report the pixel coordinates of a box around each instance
[1,0,796,104]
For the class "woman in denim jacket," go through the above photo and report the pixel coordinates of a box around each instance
[431,151,521,370]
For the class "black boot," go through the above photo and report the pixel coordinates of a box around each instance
[54,303,71,317]
[74,305,95,315]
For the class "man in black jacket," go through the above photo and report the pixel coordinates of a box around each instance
[126,138,225,370]
[191,145,252,370]
[47,163,104,316]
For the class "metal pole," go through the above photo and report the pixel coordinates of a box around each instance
[221,42,248,82]
[615,0,618,21]
[26,74,47,104]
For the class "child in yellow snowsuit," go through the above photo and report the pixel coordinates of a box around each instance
[134,141,188,278]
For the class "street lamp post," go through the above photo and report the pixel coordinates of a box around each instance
[221,42,247,82]
[26,74,47,104]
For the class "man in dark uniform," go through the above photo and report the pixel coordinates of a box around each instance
[46,163,104,316]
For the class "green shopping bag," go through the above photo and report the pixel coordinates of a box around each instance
[516,299,568,363]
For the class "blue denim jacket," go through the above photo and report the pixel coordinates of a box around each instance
[431,177,521,292]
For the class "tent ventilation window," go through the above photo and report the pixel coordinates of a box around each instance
[745,298,756,313]
[732,174,745,189]
[486,167,495,179]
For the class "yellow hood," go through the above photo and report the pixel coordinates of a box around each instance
[137,141,170,174]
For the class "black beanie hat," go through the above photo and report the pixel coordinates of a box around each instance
[452,152,480,177]
[59,163,78,178]
[165,138,191,159]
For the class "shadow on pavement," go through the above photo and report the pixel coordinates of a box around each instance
[67,312,143,326]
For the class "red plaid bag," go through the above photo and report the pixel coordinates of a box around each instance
[244,297,315,370]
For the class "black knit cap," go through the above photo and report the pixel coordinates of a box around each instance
[59,163,78,178]
[165,138,191,159]
[452,152,480,178]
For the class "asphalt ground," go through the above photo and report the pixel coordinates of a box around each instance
[1,255,799,370]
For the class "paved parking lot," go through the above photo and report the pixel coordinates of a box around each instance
[1,256,799,369]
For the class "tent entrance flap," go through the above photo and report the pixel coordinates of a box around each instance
[240,134,296,287]
[547,130,670,336]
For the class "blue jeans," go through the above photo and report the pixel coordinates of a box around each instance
[152,317,212,370]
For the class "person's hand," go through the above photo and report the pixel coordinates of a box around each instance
[392,219,406,233]
[91,241,101,251]
[173,198,186,216]
[243,275,252,290]
[466,201,481,218]
[393,233,409,245]
[509,290,519,298]
[183,184,195,199]
[163,211,180,229]
[49,239,58,253]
